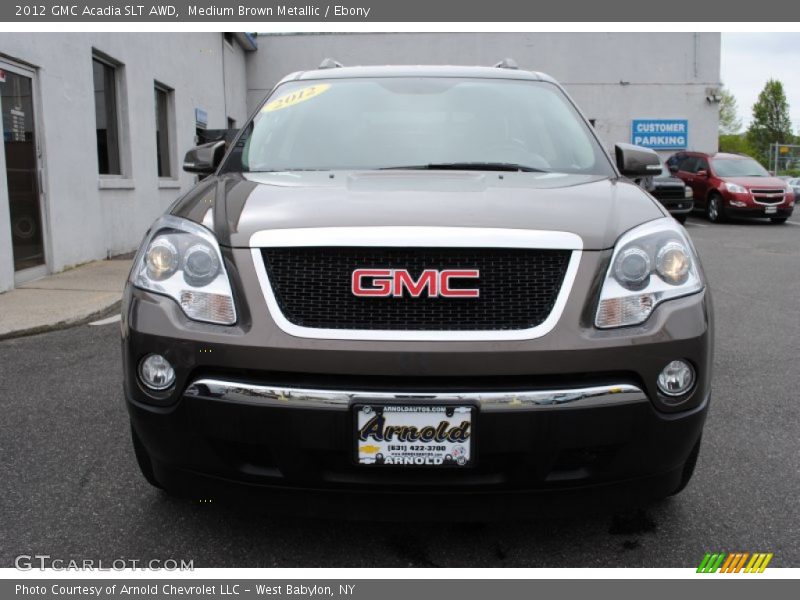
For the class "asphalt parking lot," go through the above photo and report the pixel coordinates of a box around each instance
[2,213,800,568]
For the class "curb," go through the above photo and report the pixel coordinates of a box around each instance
[0,300,122,342]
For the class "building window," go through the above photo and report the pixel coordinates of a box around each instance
[154,84,173,178]
[92,57,121,175]
[223,32,235,46]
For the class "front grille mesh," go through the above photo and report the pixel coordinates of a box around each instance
[654,187,687,200]
[261,247,571,331]
[751,190,785,205]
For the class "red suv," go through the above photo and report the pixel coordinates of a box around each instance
[667,152,795,224]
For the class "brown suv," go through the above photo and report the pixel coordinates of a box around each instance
[122,63,713,518]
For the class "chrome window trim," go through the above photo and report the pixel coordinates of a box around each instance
[249,227,583,342]
[185,379,645,413]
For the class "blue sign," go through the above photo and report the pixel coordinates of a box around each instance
[194,108,208,127]
[631,119,688,149]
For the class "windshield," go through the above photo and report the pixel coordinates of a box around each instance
[711,158,770,178]
[227,77,614,176]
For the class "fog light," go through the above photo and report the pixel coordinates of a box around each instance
[657,360,695,397]
[139,354,175,390]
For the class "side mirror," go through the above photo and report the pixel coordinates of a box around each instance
[668,164,679,174]
[696,169,708,178]
[183,140,226,174]
[614,143,662,177]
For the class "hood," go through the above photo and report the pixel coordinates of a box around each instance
[722,176,788,189]
[171,171,666,251]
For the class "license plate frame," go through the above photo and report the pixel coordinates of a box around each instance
[765,205,778,214]
[353,404,475,468]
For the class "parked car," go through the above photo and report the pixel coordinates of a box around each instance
[639,162,694,223]
[669,151,795,224]
[123,62,712,517]
[785,177,800,197]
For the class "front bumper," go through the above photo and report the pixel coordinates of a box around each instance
[653,196,693,215]
[724,205,794,219]
[129,377,708,517]
[722,191,794,218]
[123,242,713,511]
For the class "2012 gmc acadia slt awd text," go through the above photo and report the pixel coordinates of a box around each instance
[122,63,713,518]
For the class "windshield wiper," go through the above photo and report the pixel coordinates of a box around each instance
[380,162,548,173]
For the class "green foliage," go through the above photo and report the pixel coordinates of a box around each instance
[718,87,742,135]
[719,134,755,156]
[746,79,794,165]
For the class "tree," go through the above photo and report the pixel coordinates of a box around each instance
[746,79,793,165]
[719,134,755,156]
[718,87,742,135]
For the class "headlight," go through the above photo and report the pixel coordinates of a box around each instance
[595,218,704,328]
[183,243,220,287]
[684,186,693,199]
[724,182,748,194]
[656,242,690,285]
[145,237,179,281]
[132,216,236,325]
[614,247,651,288]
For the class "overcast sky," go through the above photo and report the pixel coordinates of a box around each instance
[721,33,800,133]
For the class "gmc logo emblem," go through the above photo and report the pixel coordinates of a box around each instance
[352,269,480,298]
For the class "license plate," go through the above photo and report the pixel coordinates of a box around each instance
[765,206,778,214]
[355,405,473,467]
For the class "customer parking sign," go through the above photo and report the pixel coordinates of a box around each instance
[631,119,688,149]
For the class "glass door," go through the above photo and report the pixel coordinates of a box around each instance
[0,63,46,278]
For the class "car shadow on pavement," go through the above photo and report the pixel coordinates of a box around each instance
[122,485,674,568]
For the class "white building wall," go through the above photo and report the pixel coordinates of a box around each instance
[246,32,721,157]
[223,36,249,126]
[0,33,251,292]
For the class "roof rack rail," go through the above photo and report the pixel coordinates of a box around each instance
[318,58,344,69]
[493,58,519,70]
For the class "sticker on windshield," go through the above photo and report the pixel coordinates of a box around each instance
[262,84,331,112]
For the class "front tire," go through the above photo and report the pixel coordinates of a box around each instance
[706,194,725,223]
[674,214,688,224]
[771,217,788,224]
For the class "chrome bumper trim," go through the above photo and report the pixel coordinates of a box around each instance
[184,379,646,412]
